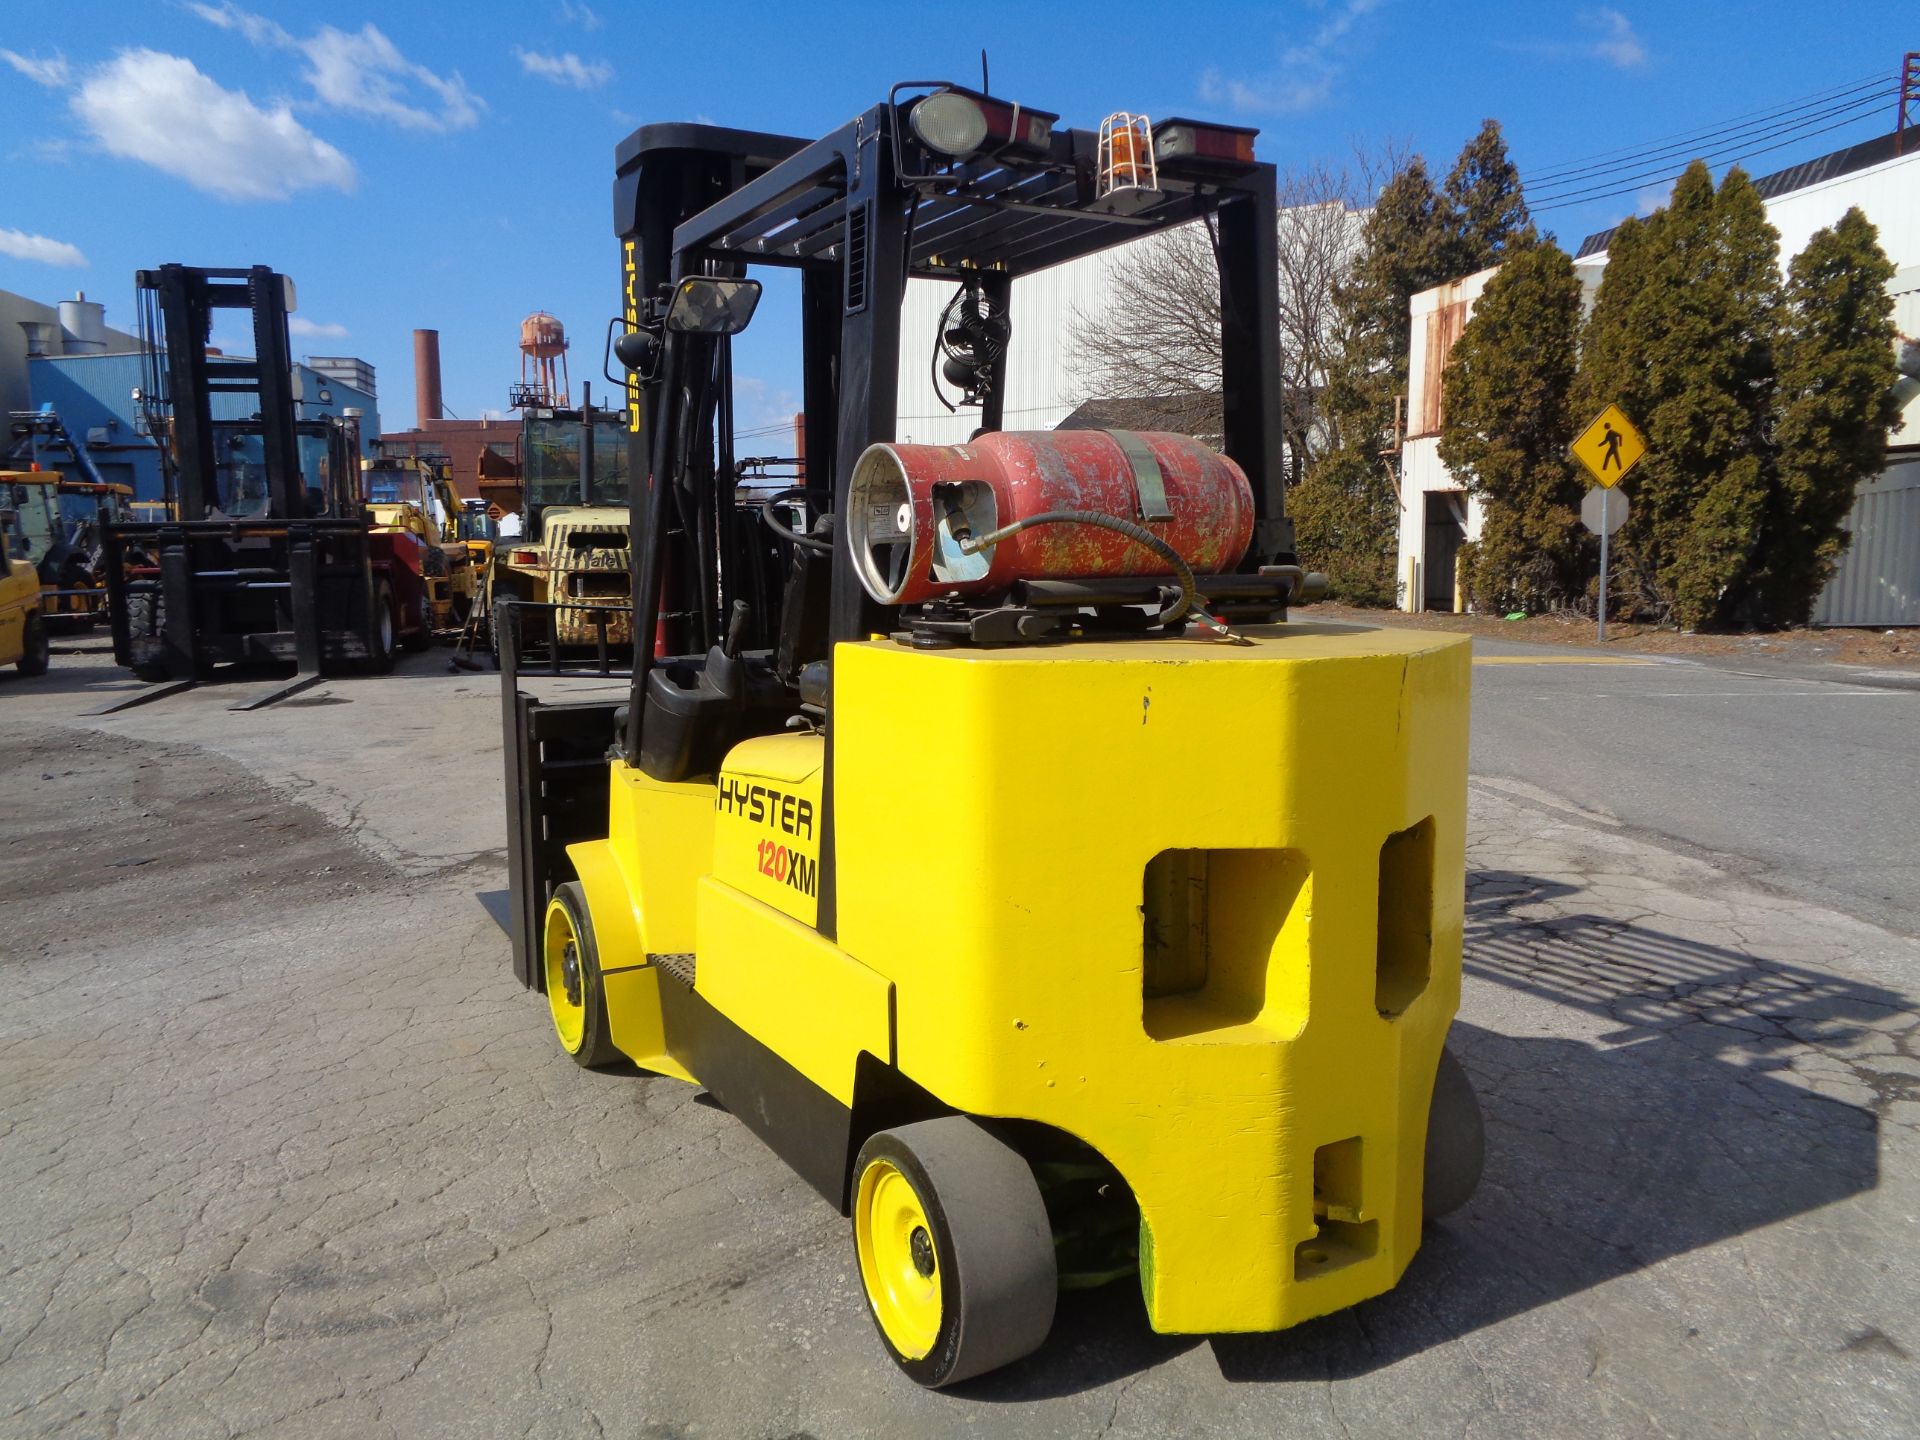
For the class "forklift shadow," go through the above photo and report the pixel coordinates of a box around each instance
[968,870,1898,1398]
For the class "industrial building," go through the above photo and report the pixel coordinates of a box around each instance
[893,198,1363,456]
[5,282,380,501]
[374,328,524,502]
[26,350,379,502]
[2,288,141,413]
[1398,131,1920,626]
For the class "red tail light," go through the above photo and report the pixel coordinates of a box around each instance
[1152,120,1259,170]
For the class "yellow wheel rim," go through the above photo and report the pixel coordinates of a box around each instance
[543,901,587,1054]
[856,1158,942,1360]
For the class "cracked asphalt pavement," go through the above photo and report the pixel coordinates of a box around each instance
[1,644,1916,1437]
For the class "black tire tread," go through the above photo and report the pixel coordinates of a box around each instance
[1424,1045,1486,1219]
[17,613,49,676]
[550,881,621,1070]
[854,1117,1057,1387]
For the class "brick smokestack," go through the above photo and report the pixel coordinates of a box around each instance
[413,328,443,427]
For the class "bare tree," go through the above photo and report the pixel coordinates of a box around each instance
[1064,148,1402,475]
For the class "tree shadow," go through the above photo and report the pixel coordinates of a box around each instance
[965,870,1899,1399]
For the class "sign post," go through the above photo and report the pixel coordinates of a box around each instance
[1571,404,1646,643]
[1600,492,1610,644]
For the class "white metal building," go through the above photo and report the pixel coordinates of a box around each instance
[895,249,1134,447]
[1397,132,1920,623]
[893,202,1367,450]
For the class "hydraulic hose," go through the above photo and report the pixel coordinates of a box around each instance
[957,509,1213,631]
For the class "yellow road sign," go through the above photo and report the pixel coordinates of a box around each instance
[1571,404,1645,488]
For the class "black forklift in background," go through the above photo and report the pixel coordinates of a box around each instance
[101,264,430,711]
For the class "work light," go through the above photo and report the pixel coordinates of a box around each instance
[909,92,990,156]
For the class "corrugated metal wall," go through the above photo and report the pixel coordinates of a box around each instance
[1813,453,1920,627]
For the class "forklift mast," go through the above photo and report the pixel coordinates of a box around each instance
[136,264,321,522]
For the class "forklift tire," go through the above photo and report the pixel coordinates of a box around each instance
[17,613,49,676]
[1423,1046,1486,1220]
[401,592,431,652]
[542,882,621,1069]
[125,591,169,681]
[852,1118,1057,1387]
[367,578,397,674]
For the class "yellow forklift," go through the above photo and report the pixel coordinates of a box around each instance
[364,453,476,633]
[1,489,51,675]
[502,94,1478,1386]
[7,408,136,628]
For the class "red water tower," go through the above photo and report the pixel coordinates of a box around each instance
[514,311,570,408]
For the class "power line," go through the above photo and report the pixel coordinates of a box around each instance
[1528,74,1891,187]
[1527,70,1889,182]
[1532,102,1897,214]
[1528,85,1897,206]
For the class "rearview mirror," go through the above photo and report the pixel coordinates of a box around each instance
[664,277,761,336]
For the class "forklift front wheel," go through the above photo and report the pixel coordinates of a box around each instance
[542,882,620,1069]
[853,1119,1057,1388]
[401,587,431,652]
[17,613,49,676]
[367,578,397,674]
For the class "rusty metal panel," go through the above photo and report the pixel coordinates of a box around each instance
[1813,452,1920,627]
[1409,298,1466,440]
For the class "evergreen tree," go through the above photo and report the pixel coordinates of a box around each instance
[1302,158,1453,601]
[1758,207,1899,624]
[1444,119,1535,277]
[1323,156,1452,451]
[1288,447,1401,606]
[1437,238,1585,611]
[1571,161,1782,629]
[1299,124,1532,606]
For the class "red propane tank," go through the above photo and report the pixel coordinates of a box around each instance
[846,429,1253,605]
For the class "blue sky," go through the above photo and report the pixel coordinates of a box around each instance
[1,2,1911,439]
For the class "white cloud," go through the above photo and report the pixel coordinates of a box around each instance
[302,24,481,131]
[557,1,603,30]
[516,49,613,91]
[1636,179,1675,215]
[72,50,355,202]
[1580,8,1648,69]
[191,5,482,132]
[1503,9,1651,70]
[1199,0,1385,115]
[0,49,71,87]
[0,226,87,267]
[185,2,291,48]
[288,316,349,338]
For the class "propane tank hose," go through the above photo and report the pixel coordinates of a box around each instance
[958,509,1228,633]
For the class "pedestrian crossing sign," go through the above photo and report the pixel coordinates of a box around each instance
[1571,404,1645,488]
